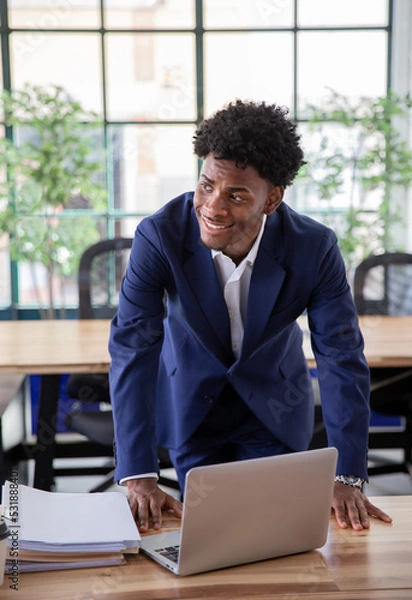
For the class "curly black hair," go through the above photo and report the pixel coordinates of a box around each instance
[193,99,305,187]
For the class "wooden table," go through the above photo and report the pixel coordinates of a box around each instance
[0,496,411,599]
[0,320,110,375]
[0,320,111,489]
[1,315,411,373]
[0,316,411,490]
[301,314,412,368]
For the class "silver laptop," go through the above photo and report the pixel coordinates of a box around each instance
[139,446,338,576]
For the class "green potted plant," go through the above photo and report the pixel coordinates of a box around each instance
[298,89,412,270]
[0,84,106,318]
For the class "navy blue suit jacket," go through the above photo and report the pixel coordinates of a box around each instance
[109,192,370,481]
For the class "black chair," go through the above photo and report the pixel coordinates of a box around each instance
[353,252,412,477]
[65,238,180,493]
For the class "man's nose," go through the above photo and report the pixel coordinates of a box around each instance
[205,191,228,215]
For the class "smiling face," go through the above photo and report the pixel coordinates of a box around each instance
[193,155,284,265]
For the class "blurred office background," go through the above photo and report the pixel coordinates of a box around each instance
[0,0,411,495]
[1,0,411,318]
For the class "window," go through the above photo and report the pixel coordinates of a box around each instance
[0,0,401,317]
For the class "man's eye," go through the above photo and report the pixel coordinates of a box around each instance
[230,193,243,202]
[201,183,213,192]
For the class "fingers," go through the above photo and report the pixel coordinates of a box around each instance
[148,496,163,531]
[332,483,393,530]
[127,485,183,532]
[167,495,183,519]
[137,496,151,533]
[333,498,364,530]
[345,496,370,530]
[363,499,393,524]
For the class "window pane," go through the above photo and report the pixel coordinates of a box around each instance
[204,32,294,116]
[10,33,103,115]
[0,121,9,307]
[204,0,294,28]
[297,31,387,113]
[113,217,143,239]
[0,124,11,309]
[8,0,101,29]
[109,124,197,215]
[106,33,196,121]
[0,234,11,309]
[0,45,3,92]
[15,215,108,310]
[298,0,388,27]
[295,122,383,212]
[104,0,195,29]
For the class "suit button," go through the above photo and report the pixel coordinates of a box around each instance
[203,395,214,404]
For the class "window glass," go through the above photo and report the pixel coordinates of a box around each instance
[0,0,396,314]
[113,217,143,239]
[10,33,103,115]
[0,237,10,309]
[297,31,387,114]
[295,122,384,213]
[108,124,197,215]
[0,126,11,309]
[105,33,196,121]
[204,32,294,117]
[104,0,195,29]
[203,0,294,29]
[15,214,109,310]
[298,0,388,27]
[0,45,3,92]
[8,0,101,29]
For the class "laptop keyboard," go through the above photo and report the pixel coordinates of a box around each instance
[155,545,180,563]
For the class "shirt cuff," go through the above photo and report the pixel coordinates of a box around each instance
[119,473,159,486]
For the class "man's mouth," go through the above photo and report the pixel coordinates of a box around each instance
[201,216,231,230]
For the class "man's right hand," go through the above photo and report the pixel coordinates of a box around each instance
[126,478,183,532]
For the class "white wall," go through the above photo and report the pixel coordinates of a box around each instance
[392,0,412,252]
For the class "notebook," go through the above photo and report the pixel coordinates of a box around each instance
[139,446,338,576]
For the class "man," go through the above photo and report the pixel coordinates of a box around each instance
[109,99,392,533]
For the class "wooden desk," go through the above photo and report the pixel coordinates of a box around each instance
[0,320,111,490]
[1,496,411,599]
[0,316,411,490]
[302,314,412,368]
[0,320,110,375]
[1,315,410,374]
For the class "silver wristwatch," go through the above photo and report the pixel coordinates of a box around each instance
[335,475,365,489]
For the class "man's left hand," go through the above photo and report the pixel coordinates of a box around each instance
[332,482,393,530]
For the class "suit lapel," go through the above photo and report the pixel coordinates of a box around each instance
[242,215,286,358]
[183,214,233,365]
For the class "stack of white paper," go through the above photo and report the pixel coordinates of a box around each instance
[1,481,140,572]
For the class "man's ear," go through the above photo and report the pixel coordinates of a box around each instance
[264,186,284,215]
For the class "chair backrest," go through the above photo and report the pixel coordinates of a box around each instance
[353,252,412,315]
[78,237,133,319]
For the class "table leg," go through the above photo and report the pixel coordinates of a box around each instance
[33,374,60,490]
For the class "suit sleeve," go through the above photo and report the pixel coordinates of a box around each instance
[307,233,370,480]
[109,221,168,481]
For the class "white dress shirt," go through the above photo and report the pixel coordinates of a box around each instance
[212,214,267,359]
